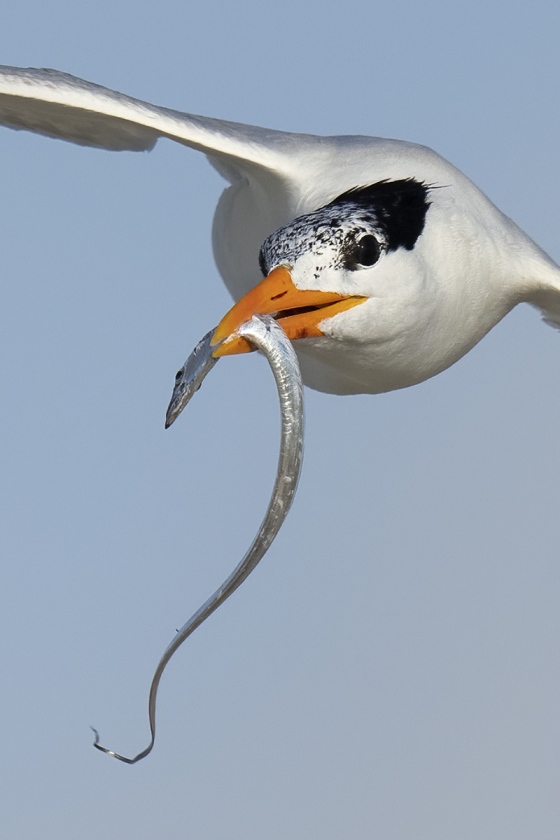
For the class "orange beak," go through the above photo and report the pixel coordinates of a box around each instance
[211,265,366,357]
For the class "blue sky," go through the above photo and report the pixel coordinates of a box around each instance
[1,2,559,838]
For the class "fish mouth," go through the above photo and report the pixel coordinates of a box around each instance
[211,265,366,356]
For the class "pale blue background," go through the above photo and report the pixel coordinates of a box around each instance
[1,2,559,838]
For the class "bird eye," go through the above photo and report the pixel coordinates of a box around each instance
[354,234,380,267]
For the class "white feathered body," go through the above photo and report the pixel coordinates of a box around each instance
[0,66,558,394]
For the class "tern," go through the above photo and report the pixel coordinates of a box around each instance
[0,65,558,394]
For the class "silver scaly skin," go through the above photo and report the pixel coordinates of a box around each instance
[93,316,304,764]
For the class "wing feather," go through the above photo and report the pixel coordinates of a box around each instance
[0,65,330,298]
[0,66,315,183]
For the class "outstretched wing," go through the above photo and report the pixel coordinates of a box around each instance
[0,65,310,170]
[0,65,326,296]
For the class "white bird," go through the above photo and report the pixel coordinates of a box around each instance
[0,65,558,395]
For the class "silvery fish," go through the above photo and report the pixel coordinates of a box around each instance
[93,315,304,764]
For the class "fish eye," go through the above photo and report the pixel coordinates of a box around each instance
[175,369,183,382]
[354,234,380,267]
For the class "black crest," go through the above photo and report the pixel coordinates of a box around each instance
[328,178,431,252]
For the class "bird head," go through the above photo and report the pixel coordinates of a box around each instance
[212,180,428,343]
[210,175,543,393]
